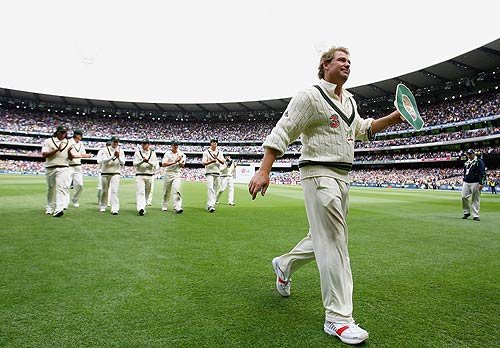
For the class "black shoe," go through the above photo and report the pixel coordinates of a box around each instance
[208,206,215,213]
[473,217,480,221]
[53,210,64,217]
[462,213,470,219]
[139,209,145,216]
[174,209,183,214]
[112,212,119,215]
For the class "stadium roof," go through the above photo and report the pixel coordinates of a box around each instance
[1,38,499,114]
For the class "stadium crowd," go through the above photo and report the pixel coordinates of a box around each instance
[363,90,500,131]
[1,90,499,142]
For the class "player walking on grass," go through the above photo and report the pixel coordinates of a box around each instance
[133,139,159,216]
[202,139,225,213]
[216,156,236,206]
[65,129,92,208]
[249,46,405,345]
[161,142,186,213]
[96,136,125,215]
[461,149,486,221]
[42,125,86,217]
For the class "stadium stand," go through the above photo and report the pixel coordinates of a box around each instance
[1,41,499,191]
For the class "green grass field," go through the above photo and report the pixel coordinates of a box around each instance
[1,174,499,348]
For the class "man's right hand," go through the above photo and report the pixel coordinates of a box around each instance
[248,170,270,200]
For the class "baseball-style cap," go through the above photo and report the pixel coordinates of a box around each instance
[210,139,218,144]
[141,138,150,144]
[73,129,83,137]
[172,141,179,146]
[466,149,474,154]
[110,136,120,142]
[56,125,68,132]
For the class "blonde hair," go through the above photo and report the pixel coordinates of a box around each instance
[317,46,350,79]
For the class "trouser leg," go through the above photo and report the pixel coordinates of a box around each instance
[136,176,146,212]
[100,175,111,210]
[66,167,74,207]
[55,167,69,212]
[461,182,472,214]
[172,177,182,210]
[109,175,120,213]
[277,232,316,280]
[470,183,481,218]
[206,175,217,208]
[162,177,172,209]
[302,176,353,323]
[227,177,234,204]
[72,170,84,203]
[46,168,56,211]
[147,178,154,205]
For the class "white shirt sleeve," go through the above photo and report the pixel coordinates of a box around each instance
[263,90,315,157]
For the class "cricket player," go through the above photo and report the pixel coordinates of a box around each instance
[216,156,236,206]
[42,125,84,217]
[65,129,92,208]
[248,46,404,345]
[202,139,225,213]
[461,149,486,221]
[96,140,111,206]
[133,139,159,216]
[161,142,186,213]
[96,136,125,215]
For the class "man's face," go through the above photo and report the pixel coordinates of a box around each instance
[466,153,475,160]
[142,143,150,151]
[323,51,351,85]
[210,142,217,150]
[112,141,119,148]
[74,134,82,142]
[57,131,67,140]
[172,144,178,152]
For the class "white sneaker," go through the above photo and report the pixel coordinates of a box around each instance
[45,209,53,215]
[324,321,369,345]
[161,207,168,211]
[99,207,106,212]
[73,202,80,208]
[272,257,291,297]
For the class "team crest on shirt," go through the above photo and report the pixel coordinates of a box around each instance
[329,114,340,128]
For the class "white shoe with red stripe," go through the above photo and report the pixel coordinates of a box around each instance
[272,257,291,297]
[324,321,369,345]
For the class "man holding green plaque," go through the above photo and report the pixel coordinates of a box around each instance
[249,46,423,345]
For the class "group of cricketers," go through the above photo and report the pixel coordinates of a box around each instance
[42,129,236,217]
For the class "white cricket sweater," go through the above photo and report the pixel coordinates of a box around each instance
[133,149,159,175]
[97,146,125,174]
[263,79,374,182]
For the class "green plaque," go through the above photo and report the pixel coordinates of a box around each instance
[395,84,424,131]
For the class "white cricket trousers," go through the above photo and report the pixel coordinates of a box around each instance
[162,174,182,210]
[66,165,84,205]
[275,176,353,323]
[100,174,120,212]
[147,177,155,205]
[46,166,69,213]
[206,174,220,208]
[216,175,234,204]
[136,175,153,212]
[462,182,481,218]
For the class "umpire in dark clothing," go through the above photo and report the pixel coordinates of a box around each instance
[461,149,486,221]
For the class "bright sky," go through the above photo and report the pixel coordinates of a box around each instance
[0,0,499,103]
